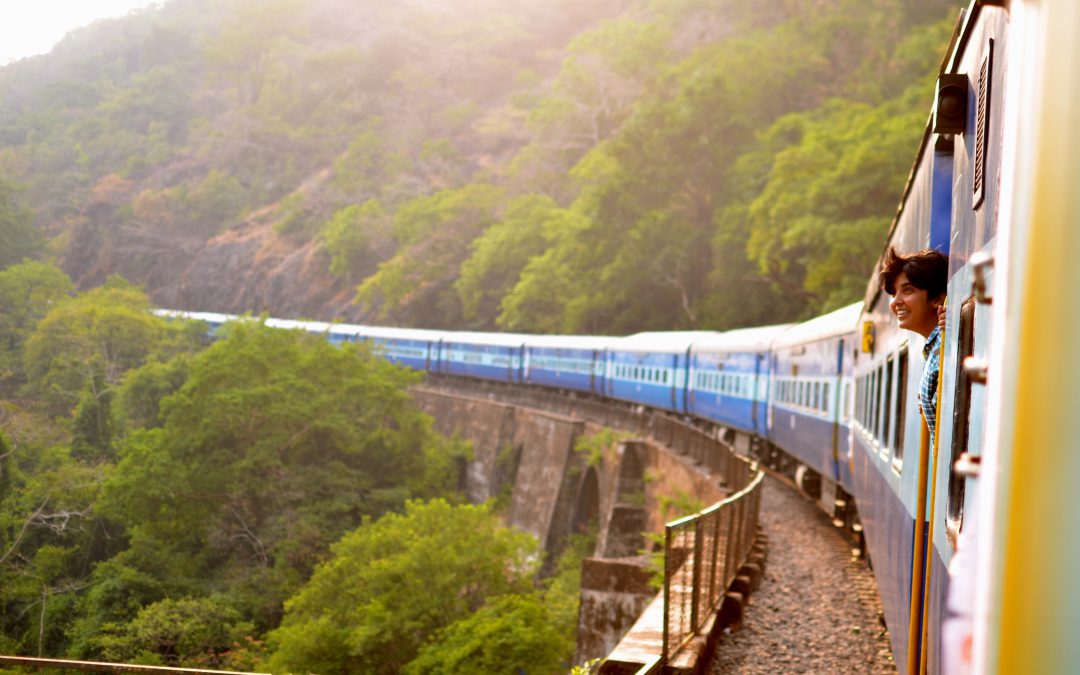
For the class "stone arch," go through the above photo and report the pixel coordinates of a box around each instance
[614,442,647,506]
[572,466,601,539]
[601,442,649,558]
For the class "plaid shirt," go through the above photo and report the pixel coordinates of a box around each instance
[920,326,942,445]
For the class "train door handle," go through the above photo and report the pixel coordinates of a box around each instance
[954,452,981,478]
[963,356,988,385]
[971,251,994,304]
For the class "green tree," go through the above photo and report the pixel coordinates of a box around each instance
[455,194,558,328]
[319,199,390,283]
[22,279,167,414]
[0,261,74,386]
[355,184,504,327]
[404,594,569,675]
[268,499,539,675]
[745,89,928,313]
[0,441,109,656]
[93,596,253,668]
[101,322,464,627]
[0,178,40,268]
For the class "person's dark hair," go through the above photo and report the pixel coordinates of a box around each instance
[879,247,949,298]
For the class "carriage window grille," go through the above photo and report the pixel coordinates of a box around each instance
[948,299,978,538]
[972,40,993,210]
[893,348,909,465]
[876,364,887,443]
[884,356,894,451]
[870,368,881,443]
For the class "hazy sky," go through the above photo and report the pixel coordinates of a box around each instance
[2,1,160,65]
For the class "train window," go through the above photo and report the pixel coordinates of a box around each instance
[868,369,876,442]
[948,299,978,542]
[812,382,819,411]
[893,348,908,465]
[855,378,863,425]
[822,382,830,414]
[876,364,887,443]
[883,356,894,450]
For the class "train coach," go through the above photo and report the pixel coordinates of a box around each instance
[522,334,613,396]
[765,303,861,506]
[686,324,790,439]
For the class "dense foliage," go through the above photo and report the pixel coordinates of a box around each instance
[0,0,957,331]
[1,266,599,669]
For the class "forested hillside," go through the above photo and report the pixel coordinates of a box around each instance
[0,261,590,670]
[0,0,957,332]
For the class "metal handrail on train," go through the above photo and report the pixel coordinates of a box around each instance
[662,459,765,661]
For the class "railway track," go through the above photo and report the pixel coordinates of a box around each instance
[709,475,895,674]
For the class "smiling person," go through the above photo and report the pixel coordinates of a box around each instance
[879,247,949,444]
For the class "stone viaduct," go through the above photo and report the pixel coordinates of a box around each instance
[412,376,742,663]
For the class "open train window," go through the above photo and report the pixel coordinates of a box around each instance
[947,299,977,546]
[855,377,863,426]
[893,347,909,468]
[883,356,894,451]
[868,369,878,442]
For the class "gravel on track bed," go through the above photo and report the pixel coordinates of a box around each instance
[710,475,897,674]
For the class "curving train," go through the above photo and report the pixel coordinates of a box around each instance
[158,0,1080,672]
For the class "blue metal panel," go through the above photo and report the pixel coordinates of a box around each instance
[929,150,954,254]
[852,434,915,670]
[524,346,598,394]
[607,350,684,413]
[442,342,522,383]
[688,349,761,432]
[369,337,432,371]
[769,408,837,480]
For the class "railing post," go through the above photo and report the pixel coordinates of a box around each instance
[691,518,704,630]
[709,507,722,609]
[663,524,672,661]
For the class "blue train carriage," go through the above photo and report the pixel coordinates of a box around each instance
[766,303,861,503]
[853,3,1010,671]
[920,4,1008,672]
[965,0,1080,669]
[605,332,707,414]
[352,325,447,372]
[436,331,528,384]
[852,111,959,673]
[686,325,791,440]
[522,334,613,396]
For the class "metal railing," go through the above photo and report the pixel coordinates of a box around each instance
[0,656,266,674]
[662,460,764,661]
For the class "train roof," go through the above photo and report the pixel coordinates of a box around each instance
[688,324,793,353]
[265,317,332,332]
[771,302,862,348]
[353,325,448,341]
[152,309,239,324]
[523,334,617,350]
[611,331,717,354]
[441,331,530,347]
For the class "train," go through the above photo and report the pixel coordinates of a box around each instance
[158,0,1080,672]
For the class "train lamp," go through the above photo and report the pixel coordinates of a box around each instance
[933,73,968,135]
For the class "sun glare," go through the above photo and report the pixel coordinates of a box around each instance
[1,0,159,65]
